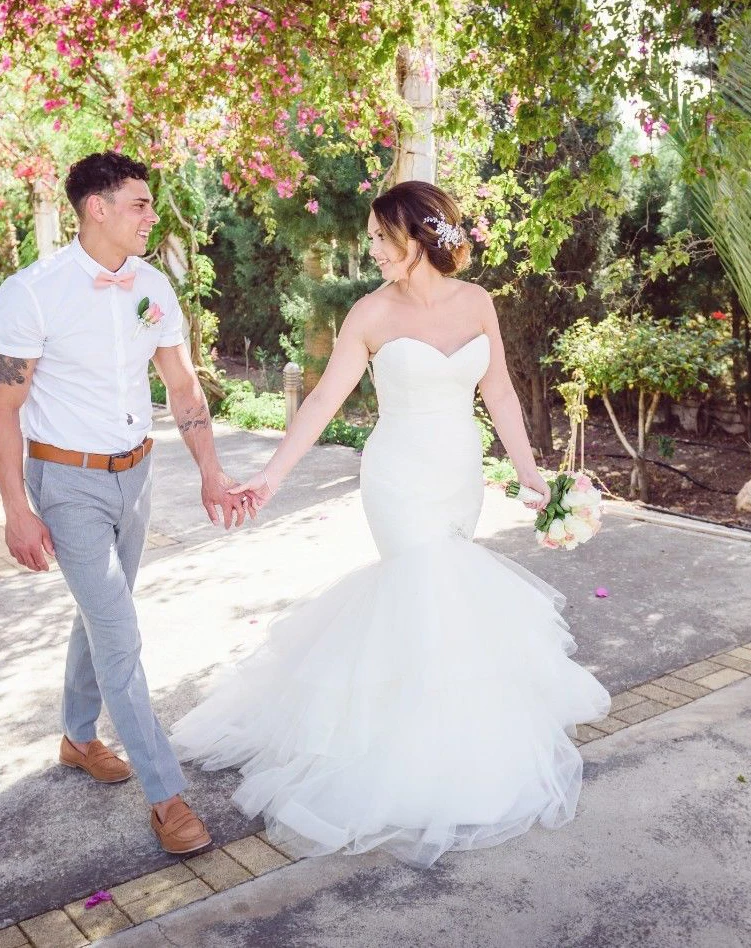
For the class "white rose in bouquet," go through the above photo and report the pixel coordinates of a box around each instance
[564,514,594,544]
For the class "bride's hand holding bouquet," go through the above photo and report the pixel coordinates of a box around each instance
[504,471,603,550]
[513,467,551,512]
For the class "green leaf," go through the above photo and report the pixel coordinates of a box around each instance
[137,297,150,316]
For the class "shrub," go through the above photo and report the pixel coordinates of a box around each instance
[216,380,286,430]
[149,372,167,405]
[318,419,372,452]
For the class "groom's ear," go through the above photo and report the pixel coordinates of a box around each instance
[82,192,108,223]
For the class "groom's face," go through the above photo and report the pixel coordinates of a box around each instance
[92,178,159,258]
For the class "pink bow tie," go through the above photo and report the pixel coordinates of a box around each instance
[93,270,135,290]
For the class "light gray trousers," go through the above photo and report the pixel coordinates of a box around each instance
[25,455,187,804]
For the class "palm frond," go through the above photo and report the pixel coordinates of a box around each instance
[667,11,751,319]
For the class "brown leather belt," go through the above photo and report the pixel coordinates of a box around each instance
[28,437,153,473]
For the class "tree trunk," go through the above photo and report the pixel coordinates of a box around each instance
[530,370,553,456]
[32,175,60,259]
[395,44,437,184]
[728,286,750,437]
[2,204,19,272]
[160,233,192,348]
[633,456,650,503]
[736,478,751,513]
[347,238,360,281]
[601,390,650,501]
[302,242,335,397]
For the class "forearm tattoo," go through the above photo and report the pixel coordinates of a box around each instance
[176,402,210,433]
[0,355,28,386]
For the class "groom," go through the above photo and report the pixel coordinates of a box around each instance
[0,151,250,854]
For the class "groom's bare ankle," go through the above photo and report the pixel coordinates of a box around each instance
[69,738,92,755]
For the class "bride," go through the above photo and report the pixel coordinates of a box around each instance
[171,180,611,868]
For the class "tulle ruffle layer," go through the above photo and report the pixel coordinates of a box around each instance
[171,537,611,867]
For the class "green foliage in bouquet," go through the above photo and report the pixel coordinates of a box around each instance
[532,474,576,533]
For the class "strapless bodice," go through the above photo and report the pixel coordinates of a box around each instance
[360,333,491,559]
[371,334,490,416]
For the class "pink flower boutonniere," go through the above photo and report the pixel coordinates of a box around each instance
[135,296,164,336]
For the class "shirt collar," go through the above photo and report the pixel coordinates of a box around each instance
[71,235,135,281]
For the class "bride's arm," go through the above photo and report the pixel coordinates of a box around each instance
[232,304,372,500]
[476,289,550,508]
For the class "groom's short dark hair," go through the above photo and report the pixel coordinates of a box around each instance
[65,151,149,217]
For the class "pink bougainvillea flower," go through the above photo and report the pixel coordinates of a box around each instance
[629,155,641,168]
[470,215,490,245]
[304,199,319,214]
[84,891,112,909]
[357,180,372,193]
[275,178,295,198]
[595,587,609,598]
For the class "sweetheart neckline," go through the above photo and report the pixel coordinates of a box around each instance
[371,333,489,362]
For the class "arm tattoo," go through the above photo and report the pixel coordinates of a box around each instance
[176,404,210,433]
[0,356,28,386]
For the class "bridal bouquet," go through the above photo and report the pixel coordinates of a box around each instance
[504,472,602,550]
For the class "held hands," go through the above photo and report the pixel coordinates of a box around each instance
[519,470,551,512]
[6,508,55,571]
[227,469,277,513]
[201,468,257,529]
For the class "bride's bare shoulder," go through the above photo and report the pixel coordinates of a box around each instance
[347,282,398,325]
[451,279,491,305]
[452,279,495,319]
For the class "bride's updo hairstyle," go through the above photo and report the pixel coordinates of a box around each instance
[371,180,470,278]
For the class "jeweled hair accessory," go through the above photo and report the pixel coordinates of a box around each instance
[423,212,463,249]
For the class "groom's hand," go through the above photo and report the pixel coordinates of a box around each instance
[5,507,55,571]
[201,469,254,529]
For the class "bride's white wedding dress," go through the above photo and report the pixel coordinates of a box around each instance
[171,332,611,867]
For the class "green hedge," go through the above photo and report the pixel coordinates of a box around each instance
[319,418,372,452]
[216,380,286,430]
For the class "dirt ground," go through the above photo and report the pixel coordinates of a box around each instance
[544,406,751,529]
[216,355,751,530]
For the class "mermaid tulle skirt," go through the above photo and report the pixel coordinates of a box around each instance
[171,409,611,868]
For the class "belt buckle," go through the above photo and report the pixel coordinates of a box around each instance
[108,449,135,473]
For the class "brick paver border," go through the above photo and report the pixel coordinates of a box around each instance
[3,638,751,947]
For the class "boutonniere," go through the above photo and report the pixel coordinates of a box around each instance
[135,297,164,336]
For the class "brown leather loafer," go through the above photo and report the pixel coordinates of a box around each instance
[151,798,212,855]
[59,736,133,783]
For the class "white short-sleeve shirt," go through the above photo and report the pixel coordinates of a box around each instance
[0,236,186,453]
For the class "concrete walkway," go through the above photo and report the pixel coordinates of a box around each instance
[1,412,750,943]
[100,677,751,948]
